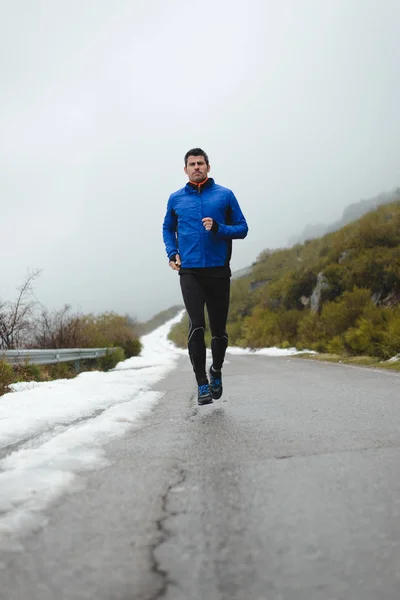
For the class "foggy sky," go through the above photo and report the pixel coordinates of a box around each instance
[1,0,399,321]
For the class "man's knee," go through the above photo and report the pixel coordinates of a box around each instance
[211,329,228,340]
[188,326,205,343]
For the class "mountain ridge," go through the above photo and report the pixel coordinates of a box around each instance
[288,187,400,246]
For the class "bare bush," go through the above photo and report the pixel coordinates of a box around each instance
[0,270,40,349]
[33,305,86,349]
[33,308,141,355]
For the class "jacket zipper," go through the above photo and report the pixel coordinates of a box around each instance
[198,184,206,267]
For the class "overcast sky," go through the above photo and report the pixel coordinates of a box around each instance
[1,0,399,321]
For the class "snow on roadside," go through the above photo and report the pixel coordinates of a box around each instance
[0,310,185,551]
[227,346,316,357]
[1,310,185,450]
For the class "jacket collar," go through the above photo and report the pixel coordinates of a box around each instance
[186,177,214,193]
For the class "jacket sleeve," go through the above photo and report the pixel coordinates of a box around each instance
[162,197,179,260]
[212,191,248,240]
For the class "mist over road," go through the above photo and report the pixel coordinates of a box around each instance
[2,354,400,600]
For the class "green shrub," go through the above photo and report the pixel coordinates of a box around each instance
[297,311,325,349]
[339,247,399,295]
[14,361,42,382]
[238,306,302,349]
[320,287,372,339]
[229,278,253,321]
[276,309,301,343]
[168,315,188,348]
[239,307,277,348]
[0,360,15,396]
[98,347,125,371]
[344,306,388,357]
[280,340,291,349]
[326,335,346,355]
[49,362,75,379]
[121,338,142,358]
[381,309,400,358]
[226,319,244,346]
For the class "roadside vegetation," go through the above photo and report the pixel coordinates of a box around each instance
[0,275,142,395]
[169,198,400,370]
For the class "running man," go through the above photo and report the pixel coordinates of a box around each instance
[163,148,248,405]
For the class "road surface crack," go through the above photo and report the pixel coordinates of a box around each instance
[149,466,186,599]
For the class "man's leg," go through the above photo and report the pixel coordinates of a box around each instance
[205,277,230,371]
[179,274,208,384]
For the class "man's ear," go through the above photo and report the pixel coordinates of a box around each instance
[184,166,188,175]
[207,164,211,173]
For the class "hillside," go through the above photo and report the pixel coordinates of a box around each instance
[288,187,400,246]
[169,199,400,360]
[137,305,183,335]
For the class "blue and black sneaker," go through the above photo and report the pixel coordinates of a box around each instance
[198,382,213,405]
[209,366,223,400]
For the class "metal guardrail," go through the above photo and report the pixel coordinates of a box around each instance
[1,348,113,366]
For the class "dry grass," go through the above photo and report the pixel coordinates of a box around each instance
[295,352,400,372]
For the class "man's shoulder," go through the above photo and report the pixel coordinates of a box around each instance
[170,186,186,199]
[168,186,187,205]
[211,182,234,195]
[203,179,233,195]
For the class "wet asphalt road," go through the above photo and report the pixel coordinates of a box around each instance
[1,354,400,600]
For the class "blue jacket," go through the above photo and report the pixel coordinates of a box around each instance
[162,178,248,269]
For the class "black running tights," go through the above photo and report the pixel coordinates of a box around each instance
[179,273,230,384]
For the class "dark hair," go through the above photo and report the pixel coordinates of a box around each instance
[184,148,209,166]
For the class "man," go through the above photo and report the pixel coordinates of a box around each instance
[162,148,248,405]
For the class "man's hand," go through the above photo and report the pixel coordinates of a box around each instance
[169,254,181,271]
[202,217,213,231]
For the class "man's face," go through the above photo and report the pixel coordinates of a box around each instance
[184,155,210,183]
